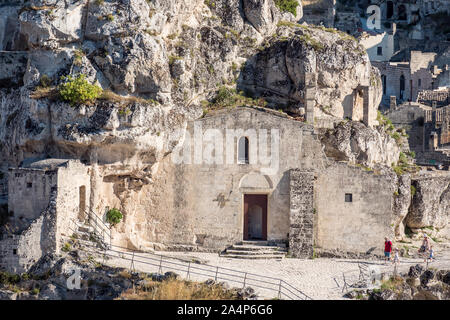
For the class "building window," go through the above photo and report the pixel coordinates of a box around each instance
[238,137,249,164]
[377,46,383,56]
[13,249,17,255]
[398,5,407,21]
[418,79,421,87]
[345,193,353,202]
[26,182,32,188]
[400,74,405,100]
[386,1,394,19]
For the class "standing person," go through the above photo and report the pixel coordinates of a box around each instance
[426,245,434,263]
[393,248,400,265]
[418,235,430,257]
[384,237,393,263]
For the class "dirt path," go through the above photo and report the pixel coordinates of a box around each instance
[99,247,450,300]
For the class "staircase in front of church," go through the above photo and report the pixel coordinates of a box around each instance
[220,241,288,260]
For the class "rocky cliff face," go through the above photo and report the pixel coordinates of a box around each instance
[0,0,382,178]
[406,174,450,230]
[319,121,400,168]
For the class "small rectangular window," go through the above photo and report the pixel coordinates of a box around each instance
[345,193,353,202]
[418,79,421,87]
[13,249,17,255]
[27,182,32,188]
[377,47,383,56]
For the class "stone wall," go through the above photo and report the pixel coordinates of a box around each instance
[385,103,429,152]
[314,162,396,254]
[289,169,314,258]
[54,161,91,253]
[8,168,57,230]
[0,190,57,273]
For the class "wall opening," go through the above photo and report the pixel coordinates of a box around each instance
[400,74,405,100]
[78,185,86,221]
[386,1,394,19]
[243,194,267,240]
[377,46,383,56]
[238,137,249,164]
[398,5,407,20]
[345,193,353,202]
[382,75,386,95]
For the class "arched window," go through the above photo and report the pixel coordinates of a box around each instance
[238,137,249,164]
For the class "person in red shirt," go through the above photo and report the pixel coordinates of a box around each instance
[384,237,393,263]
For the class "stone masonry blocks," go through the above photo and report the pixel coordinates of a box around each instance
[289,169,314,258]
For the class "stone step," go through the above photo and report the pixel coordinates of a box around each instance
[220,253,285,260]
[225,249,286,255]
[237,240,269,246]
[78,225,94,233]
[230,245,287,252]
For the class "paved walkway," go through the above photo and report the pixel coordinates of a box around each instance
[95,246,450,300]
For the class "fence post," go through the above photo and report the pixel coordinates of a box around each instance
[215,266,219,282]
[243,273,247,288]
[159,255,163,274]
[130,252,135,272]
[278,280,282,299]
[187,262,191,279]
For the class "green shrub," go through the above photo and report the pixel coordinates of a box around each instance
[61,242,72,252]
[39,74,52,88]
[274,0,299,16]
[106,208,123,227]
[0,271,21,285]
[205,86,267,110]
[58,74,102,106]
[410,185,416,197]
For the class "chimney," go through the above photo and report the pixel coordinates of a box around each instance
[390,96,397,110]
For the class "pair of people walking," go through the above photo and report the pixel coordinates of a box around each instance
[384,235,434,265]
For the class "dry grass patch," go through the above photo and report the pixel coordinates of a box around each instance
[118,278,240,300]
[29,86,58,100]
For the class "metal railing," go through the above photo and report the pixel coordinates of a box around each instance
[85,209,112,249]
[75,211,312,300]
[78,243,312,300]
